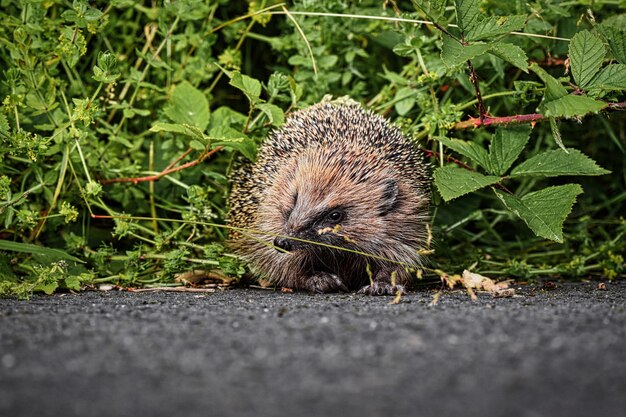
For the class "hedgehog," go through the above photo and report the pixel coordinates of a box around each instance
[227,102,430,295]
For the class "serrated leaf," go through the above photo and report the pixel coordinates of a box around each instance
[434,165,500,202]
[542,95,606,118]
[530,63,567,101]
[0,240,84,263]
[597,24,626,65]
[548,117,566,151]
[589,64,626,90]
[164,81,210,131]
[569,30,605,88]
[489,42,529,72]
[150,122,207,141]
[208,126,256,160]
[412,0,447,26]
[441,34,491,68]
[0,113,9,134]
[437,136,490,169]
[510,148,610,178]
[487,125,531,175]
[495,184,583,242]
[256,103,285,126]
[466,15,527,42]
[229,71,262,105]
[454,0,481,34]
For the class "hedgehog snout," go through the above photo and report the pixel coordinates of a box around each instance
[273,236,294,252]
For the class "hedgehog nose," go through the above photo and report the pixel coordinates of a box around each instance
[273,237,293,252]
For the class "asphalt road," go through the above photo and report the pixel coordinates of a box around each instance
[1,282,625,417]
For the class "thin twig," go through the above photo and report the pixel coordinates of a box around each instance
[100,146,223,185]
[454,102,626,129]
[466,60,487,122]
[281,5,318,76]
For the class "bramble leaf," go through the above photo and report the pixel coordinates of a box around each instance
[569,30,605,88]
[454,0,481,34]
[530,64,567,101]
[441,34,490,68]
[436,136,490,169]
[412,0,448,26]
[597,24,626,65]
[541,95,606,118]
[589,64,626,90]
[489,42,529,72]
[510,148,610,178]
[434,165,500,201]
[164,81,210,131]
[495,184,583,242]
[487,125,531,175]
[466,15,526,42]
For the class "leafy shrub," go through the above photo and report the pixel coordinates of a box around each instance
[0,0,624,297]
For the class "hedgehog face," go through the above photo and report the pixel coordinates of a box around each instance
[260,146,405,255]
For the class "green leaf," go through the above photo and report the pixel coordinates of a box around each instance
[495,184,583,242]
[489,42,529,72]
[530,63,567,101]
[256,103,285,126]
[164,81,210,131]
[434,165,501,202]
[0,240,84,263]
[34,281,59,295]
[454,0,481,34]
[394,87,416,116]
[589,64,626,90]
[208,126,256,160]
[150,122,206,141]
[487,125,531,175]
[0,113,9,135]
[597,24,626,65]
[541,95,606,118]
[229,71,262,105]
[510,148,610,178]
[548,117,565,152]
[64,275,82,291]
[412,0,448,26]
[441,34,491,68]
[569,30,605,88]
[466,15,527,42]
[436,136,490,169]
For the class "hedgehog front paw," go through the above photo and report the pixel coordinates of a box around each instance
[358,282,406,296]
[304,272,348,293]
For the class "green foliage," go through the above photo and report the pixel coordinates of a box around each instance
[0,0,625,297]
[495,185,583,243]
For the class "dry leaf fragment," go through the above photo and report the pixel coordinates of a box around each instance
[461,270,515,298]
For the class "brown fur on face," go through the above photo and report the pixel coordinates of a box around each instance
[228,103,430,293]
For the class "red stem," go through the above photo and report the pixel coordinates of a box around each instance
[101,146,224,185]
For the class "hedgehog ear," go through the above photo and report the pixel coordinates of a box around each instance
[378,179,399,216]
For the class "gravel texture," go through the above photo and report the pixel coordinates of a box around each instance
[1,282,625,417]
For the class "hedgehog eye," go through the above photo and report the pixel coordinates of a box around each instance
[327,209,344,223]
